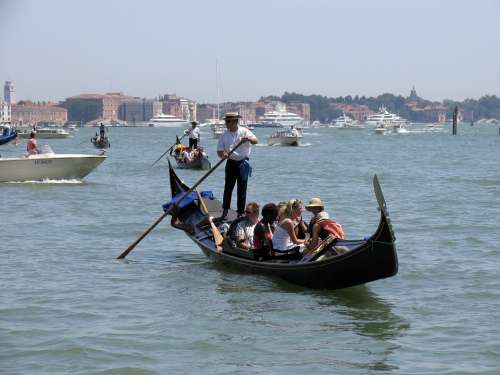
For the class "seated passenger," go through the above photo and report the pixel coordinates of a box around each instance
[253,203,278,253]
[304,197,345,252]
[181,148,192,162]
[26,131,40,155]
[272,199,306,253]
[233,202,260,250]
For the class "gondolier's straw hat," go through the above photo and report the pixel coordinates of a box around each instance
[223,112,241,120]
[305,197,324,210]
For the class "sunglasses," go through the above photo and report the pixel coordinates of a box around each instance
[245,210,257,214]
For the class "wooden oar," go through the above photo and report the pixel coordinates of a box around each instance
[151,133,187,167]
[117,139,245,260]
[195,189,223,252]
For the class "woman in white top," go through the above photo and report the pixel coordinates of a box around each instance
[272,199,306,252]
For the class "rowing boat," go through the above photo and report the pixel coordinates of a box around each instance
[166,162,398,289]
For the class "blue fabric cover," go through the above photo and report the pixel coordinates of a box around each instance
[162,191,214,212]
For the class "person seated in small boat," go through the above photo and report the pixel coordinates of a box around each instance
[227,202,260,250]
[180,148,193,162]
[272,199,306,254]
[253,203,278,253]
[303,197,345,253]
[26,131,40,155]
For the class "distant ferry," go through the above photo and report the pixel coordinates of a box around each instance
[364,107,407,127]
[257,109,304,128]
[330,112,364,129]
[148,113,189,127]
[18,127,71,139]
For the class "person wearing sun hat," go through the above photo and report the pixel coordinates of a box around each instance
[304,197,344,252]
[217,112,258,219]
[185,121,201,149]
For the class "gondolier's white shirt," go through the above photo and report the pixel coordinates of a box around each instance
[187,127,200,140]
[217,126,255,161]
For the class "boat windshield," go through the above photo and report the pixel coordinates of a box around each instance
[40,145,55,154]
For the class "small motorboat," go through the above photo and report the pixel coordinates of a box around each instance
[268,128,303,146]
[170,143,211,170]
[0,126,17,145]
[91,135,110,149]
[0,145,106,182]
[18,127,71,139]
[165,162,398,290]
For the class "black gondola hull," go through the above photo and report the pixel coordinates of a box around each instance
[167,162,398,290]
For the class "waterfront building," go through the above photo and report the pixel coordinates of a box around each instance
[0,99,11,123]
[334,104,374,122]
[159,94,197,122]
[4,81,15,105]
[118,98,162,123]
[64,92,133,123]
[11,102,67,125]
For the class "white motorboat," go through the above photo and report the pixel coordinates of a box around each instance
[374,122,408,135]
[0,145,106,182]
[148,113,189,127]
[392,124,409,134]
[268,128,303,146]
[330,112,365,129]
[18,127,71,139]
[364,107,408,127]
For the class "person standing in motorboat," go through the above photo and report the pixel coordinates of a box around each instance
[26,131,41,155]
[185,121,201,149]
[217,112,258,219]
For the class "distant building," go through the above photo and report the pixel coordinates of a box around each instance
[286,102,310,124]
[118,98,162,123]
[64,92,133,123]
[406,101,448,123]
[4,81,15,105]
[159,94,197,121]
[409,86,419,101]
[0,100,11,123]
[11,102,67,125]
[334,103,373,122]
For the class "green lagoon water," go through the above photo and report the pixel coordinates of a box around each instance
[1,124,499,374]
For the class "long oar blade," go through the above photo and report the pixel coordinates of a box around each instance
[196,189,223,252]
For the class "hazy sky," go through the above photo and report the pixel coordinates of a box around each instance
[1,0,499,103]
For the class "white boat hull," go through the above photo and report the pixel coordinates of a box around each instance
[148,121,189,128]
[268,135,302,146]
[0,154,106,182]
[18,132,70,139]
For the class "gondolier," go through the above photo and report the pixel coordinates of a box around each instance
[217,112,258,219]
[185,121,201,149]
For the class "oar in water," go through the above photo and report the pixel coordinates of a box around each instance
[117,140,245,260]
[195,189,224,252]
[151,133,187,167]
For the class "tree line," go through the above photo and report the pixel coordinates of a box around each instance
[261,92,500,122]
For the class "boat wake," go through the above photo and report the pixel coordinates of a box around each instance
[4,178,83,184]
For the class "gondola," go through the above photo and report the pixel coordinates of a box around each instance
[91,135,110,149]
[0,130,17,146]
[169,143,211,170]
[166,161,398,290]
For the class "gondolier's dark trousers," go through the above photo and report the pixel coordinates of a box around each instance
[223,158,248,215]
[189,138,198,149]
